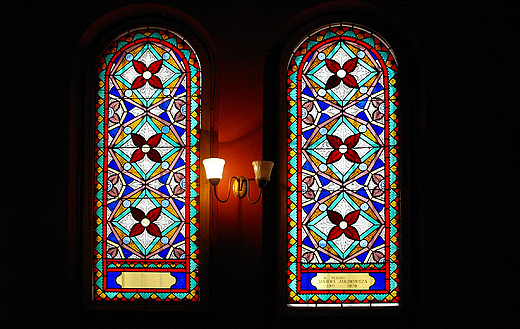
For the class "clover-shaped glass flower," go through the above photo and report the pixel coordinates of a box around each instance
[326,133,362,164]
[371,174,385,197]
[108,101,121,124]
[302,176,315,199]
[324,58,359,90]
[131,59,163,89]
[107,174,119,197]
[128,206,162,237]
[171,172,186,196]
[130,133,162,163]
[302,101,315,125]
[173,100,187,122]
[326,209,361,241]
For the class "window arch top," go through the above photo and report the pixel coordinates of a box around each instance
[285,23,399,307]
[92,27,203,302]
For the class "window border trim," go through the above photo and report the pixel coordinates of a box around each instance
[69,4,218,312]
[262,1,425,317]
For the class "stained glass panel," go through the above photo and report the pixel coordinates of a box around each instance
[93,27,201,301]
[286,23,399,307]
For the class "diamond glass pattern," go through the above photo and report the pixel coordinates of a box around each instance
[93,28,201,301]
[286,23,399,306]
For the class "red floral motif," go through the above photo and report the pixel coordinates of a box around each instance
[131,59,163,89]
[108,101,120,123]
[302,252,314,262]
[130,133,162,163]
[371,174,385,197]
[371,98,384,121]
[107,248,118,258]
[129,207,162,237]
[107,174,119,197]
[172,172,186,195]
[173,100,186,122]
[327,209,361,241]
[324,58,359,90]
[372,251,384,262]
[302,176,315,199]
[326,133,362,164]
[172,248,185,259]
[302,101,315,125]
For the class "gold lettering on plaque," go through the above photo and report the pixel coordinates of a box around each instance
[310,273,375,290]
[115,272,176,289]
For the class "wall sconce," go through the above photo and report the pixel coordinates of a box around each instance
[202,158,274,204]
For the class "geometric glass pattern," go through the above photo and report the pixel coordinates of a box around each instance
[93,27,201,301]
[286,23,399,307]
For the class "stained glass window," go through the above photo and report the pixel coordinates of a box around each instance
[286,23,399,307]
[93,27,202,302]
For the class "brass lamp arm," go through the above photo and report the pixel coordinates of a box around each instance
[203,159,273,204]
[246,178,263,204]
[212,176,232,203]
[212,176,265,204]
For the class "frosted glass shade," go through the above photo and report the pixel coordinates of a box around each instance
[252,161,274,187]
[203,158,225,180]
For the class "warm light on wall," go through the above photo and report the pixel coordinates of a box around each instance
[202,158,274,204]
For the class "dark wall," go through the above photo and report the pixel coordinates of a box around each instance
[4,0,513,327]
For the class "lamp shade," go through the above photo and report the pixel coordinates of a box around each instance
[203,158,225,180]
[252,160,274,183]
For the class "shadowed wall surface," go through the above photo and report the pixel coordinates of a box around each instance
[3,0,514,327]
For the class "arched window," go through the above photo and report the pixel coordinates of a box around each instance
[93,26,204,302]
[284,23,399,307]
[264,15,410,314]
[71,6,215,310]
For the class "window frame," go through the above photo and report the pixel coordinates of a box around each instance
[262,4,424,317]
[69,5,218,312]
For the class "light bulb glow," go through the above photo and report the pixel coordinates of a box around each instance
[203,158,225,180]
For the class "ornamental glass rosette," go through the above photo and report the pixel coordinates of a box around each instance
[93,28,201,301]
[286,23,399,306]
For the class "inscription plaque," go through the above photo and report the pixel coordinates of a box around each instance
[115,272,177,289]
[310,273,375,290]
